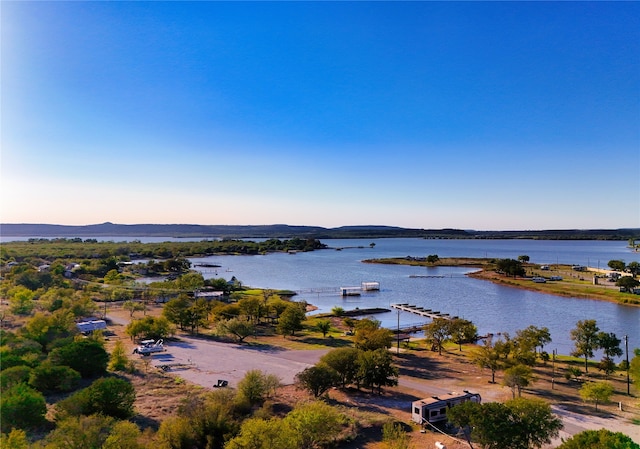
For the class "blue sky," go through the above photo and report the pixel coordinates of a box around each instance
[2,1,638,230]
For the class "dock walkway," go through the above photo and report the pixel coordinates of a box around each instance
[391,303,458,321]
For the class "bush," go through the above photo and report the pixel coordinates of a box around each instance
[55,376,135,420]
[29,363,81,393]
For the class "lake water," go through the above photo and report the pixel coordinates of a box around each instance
[186,238,639,358]
[3,236,638,356]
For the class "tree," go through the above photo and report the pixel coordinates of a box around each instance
[295,364,340,398]
[502,364,534,398]
[617,276,640,292]
[8,286,35,315]
[315,319,332,337]
[0,383,48,432]
[320,347,360,388]
[556,429,640,449]
[608,259,626,271]
[0,429,30,449]
[496,258,526,277]
[382,421,411,449]
[48,339,109,378]
[423,318,451,355]
[353,318,393,351]
[447,397,562,449]
[515,325,552,356]
[449,318,478,351]
[123,300,145,317]
[163,295,193,330]
[283,400,344,449]
[472,339,503,383]
[237,370,280,406]
[426,254,439,264]
[630,348,640,387]
[226,417,296,449]
[580,381,614,411]
[570,319,600,373]
[125,315,172,341]
[357,348,398,394]
[217,317,255,343]
[597,332,623,377]
[276,303,306,337]
[518,254,530,263]
[55,376,136,419]
[28,362,81,393]
[627,261,640,276]
[109,340,131,372]
[46,414,116,449]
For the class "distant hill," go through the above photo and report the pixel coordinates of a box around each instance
[1,223,639,240]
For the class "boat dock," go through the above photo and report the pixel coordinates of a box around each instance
[340,281,380,296]
[390,303,458,321]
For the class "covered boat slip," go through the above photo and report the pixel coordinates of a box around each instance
[411,391,481,424]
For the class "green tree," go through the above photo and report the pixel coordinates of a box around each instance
[570,319,600,373]
[597,332,623,377]
[103,420,144,449]
[627,261,640,276]
[315,319,332,337]
[0,366,32,392]
[496,258,526,277]
[237,370,279,406]
[283,400,344,449]
[608,259,626,271]
[423,318,451,355]
[449,318,478,351]
[55,376,136,419]
[123,300,145,317]
[28,362,81,393]
[156,416,199,449]
[8,286,35,315]
[580,381,614,411]
[354,318,393,351]
[447,397,562,449]
[276,303,306,337]
[472,339,503,383]
[0,383,48,432]
[518,254,530,263]
[556,429,640,449]
[357,348,398,394]
[426,254,439,264]
[502,364,534,398]
[630,348,640,387]
[320,347,360,388]
[225,417,297,449]
[295,364,340,398]
[163,295,192,330]
[109,340,131,372]
[239,296,264,324]
[46,414,116,449]
[125,315,172,341]
[515,325,552,356]
[216,317,255,343]
[617,276,640,292]
[48,339,109,378]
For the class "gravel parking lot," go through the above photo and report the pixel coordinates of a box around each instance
[146,335,330,389]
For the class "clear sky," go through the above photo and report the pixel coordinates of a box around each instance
[1,1,639,231]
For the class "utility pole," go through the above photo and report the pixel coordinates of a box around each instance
[552,349,557,390]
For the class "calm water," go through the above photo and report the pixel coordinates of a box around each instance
[3,236,638,356]
[187,238,639,357]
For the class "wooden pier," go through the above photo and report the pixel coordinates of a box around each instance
[390,303,458,321]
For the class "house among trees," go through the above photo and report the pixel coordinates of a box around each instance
[411,390,481,425]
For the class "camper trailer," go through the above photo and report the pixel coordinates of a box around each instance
[411,391,481,425]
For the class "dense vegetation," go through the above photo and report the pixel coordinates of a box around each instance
[0,237,327,263]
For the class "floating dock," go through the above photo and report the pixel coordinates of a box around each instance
[340,281,380,296]
[390,303,457,321]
